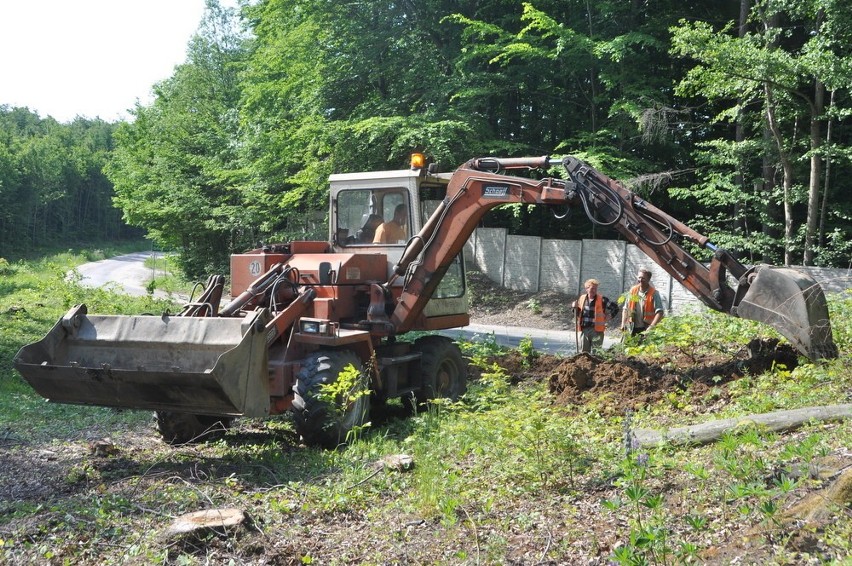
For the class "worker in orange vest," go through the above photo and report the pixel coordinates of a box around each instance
[572,278,620,353]
[621,268,665,336]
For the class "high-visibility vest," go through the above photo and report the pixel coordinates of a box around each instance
[577,294,606,332]
[626,285,658,325]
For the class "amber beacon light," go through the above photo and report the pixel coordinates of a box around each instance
[410,152,425,169]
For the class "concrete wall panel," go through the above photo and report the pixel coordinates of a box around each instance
[581,240,626,302]
[466,229,852,317]
[504,235,541,291]
[540,239,582,296]
[473,228,506,284]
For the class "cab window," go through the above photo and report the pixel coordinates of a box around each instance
[336,189,409,245]
[434,254,465,298]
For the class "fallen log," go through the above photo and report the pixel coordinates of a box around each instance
[633,404,852,447]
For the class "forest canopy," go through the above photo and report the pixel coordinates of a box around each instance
[0,108,134,256]
[3,0,851,276]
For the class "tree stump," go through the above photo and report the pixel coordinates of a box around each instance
[166,508,246,536]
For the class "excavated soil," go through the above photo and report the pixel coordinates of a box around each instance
[483,338,799,416]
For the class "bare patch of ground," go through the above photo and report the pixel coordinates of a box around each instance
[546,338,799,415]
[476,336,800,417]
[467,270,575,330]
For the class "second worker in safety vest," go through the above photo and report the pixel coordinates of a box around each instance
[621,268,665,337]
[573,278,620,354]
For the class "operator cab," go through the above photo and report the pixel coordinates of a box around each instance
[329,155,467,319]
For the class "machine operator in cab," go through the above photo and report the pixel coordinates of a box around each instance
[373,203,408,244]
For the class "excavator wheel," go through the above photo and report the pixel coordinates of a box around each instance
[291,350,370,448]
[405,336,467,409]
[155,412,233,445]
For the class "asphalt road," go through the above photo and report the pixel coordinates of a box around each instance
[74,252,617,354]
[74,251,171,298]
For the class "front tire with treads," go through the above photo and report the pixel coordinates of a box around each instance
[292,350,369,448]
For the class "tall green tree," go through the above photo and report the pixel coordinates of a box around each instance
[99,0,852,271]
[0,107,123,255]
[671,0,852,265]
[107,0,248,277]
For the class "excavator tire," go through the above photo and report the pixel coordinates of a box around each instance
[406,336,467,408]
[155,412,233,445]
[292,350,370,448]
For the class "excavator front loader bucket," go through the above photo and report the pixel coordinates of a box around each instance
[14,305,272,417]
[734,266,838,360]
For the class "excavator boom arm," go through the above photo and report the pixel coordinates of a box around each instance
[561,156,741,313]
[391,156,837,360]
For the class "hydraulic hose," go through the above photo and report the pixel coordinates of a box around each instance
[571,172,624,228]
[625,195,675,247]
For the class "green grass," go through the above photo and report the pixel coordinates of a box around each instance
[1,254,850,564]
[2,240,152,263]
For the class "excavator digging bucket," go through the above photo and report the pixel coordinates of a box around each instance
[14,305,271,417]
[735,266,838,360]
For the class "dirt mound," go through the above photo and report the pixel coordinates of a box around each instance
[548,353,680,413]
[522,338,800,415]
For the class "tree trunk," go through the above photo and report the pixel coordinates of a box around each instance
[819,90,835,249]
[764,84,796,266]
[733,0,750,236]
[584,0,597,133]
[758,9,788,264]
[804,78,824,265]
[761,131,782,263]
[633,404,852,447]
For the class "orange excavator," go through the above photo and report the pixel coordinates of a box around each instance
[15,155,837,446]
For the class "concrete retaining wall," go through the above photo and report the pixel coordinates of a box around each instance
[464,227,852,314]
